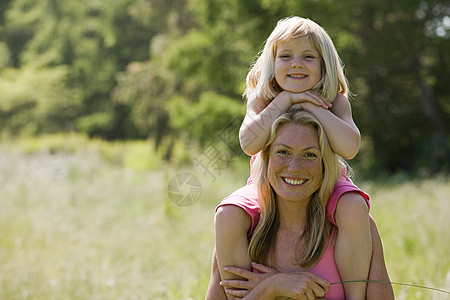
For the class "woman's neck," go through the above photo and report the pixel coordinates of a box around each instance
[276,196,309,232]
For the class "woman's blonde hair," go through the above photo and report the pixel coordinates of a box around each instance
[244,16,349,103]
[248,109,344,267]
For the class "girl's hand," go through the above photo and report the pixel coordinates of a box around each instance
[283,90,332,109]
[220,262,278,298]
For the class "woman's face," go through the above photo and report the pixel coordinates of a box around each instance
[274,37,322,93]
[268,122,323,203]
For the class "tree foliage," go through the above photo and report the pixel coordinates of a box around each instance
[0,0,448,175]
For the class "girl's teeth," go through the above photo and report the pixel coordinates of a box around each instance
[284,178,306,185]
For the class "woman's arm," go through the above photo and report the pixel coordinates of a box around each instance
[220,264,329,300]
[212,205,253,300]
[367,215,395,299]
[216,214,393,299]
[301,94,360,159]
[205,247,227,300]
[334,192,372,300]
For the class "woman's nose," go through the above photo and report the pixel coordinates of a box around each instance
[288,156,303,171]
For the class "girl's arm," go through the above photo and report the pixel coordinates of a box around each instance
[212,205,253,300]
[334,192,372,300]
[239,91,331,156]
[239,92,290,156]
[300,93,360,159]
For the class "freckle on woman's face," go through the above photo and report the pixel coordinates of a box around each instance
[268,123,323,203]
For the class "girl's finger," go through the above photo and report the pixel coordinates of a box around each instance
[316,98,330,109]
[303,93,329,109]
[306,91,330,109]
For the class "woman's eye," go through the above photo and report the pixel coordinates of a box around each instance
[277,150,289,155]
[304,152,318,158]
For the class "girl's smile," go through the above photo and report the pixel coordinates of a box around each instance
[274,37,322,93]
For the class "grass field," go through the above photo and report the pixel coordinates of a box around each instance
[0,139,448,299]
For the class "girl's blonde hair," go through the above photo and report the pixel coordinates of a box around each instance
[248,109,344,267]
[244,16,349,103]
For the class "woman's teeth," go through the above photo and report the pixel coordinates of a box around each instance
[283,178,306,185]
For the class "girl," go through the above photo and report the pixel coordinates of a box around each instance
[239,16,360,159]
[212,16,372,299]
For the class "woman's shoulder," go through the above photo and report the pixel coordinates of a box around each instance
[326,177,370,226]
[216,184,261,236]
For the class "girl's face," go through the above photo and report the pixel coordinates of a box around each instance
[268,123,323,204]
[274,37,322,93]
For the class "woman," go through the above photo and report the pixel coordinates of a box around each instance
[206,109,394,299]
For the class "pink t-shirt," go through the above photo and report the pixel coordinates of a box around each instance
[216,177,370,300]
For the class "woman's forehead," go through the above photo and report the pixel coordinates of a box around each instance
[273,123,319,148]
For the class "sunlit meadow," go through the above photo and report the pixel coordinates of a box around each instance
[0,135,448,299]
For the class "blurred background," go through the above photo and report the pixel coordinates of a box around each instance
[0,0,448,176]
[0,0,449,299]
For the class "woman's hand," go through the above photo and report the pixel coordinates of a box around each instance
[220,262,278,298]
[220,262,329,300]
[267,272,329,300]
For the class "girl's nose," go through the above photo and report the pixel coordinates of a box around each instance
[291,58,303,69]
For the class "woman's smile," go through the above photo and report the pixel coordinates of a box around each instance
[282,177,307,186]
[268,123,323,203]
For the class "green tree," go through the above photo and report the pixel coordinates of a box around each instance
[113,0,253,156]
[1,0,447,175]
[340,1,449,174]
[111,0,196,151]
[0,0,154,138]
